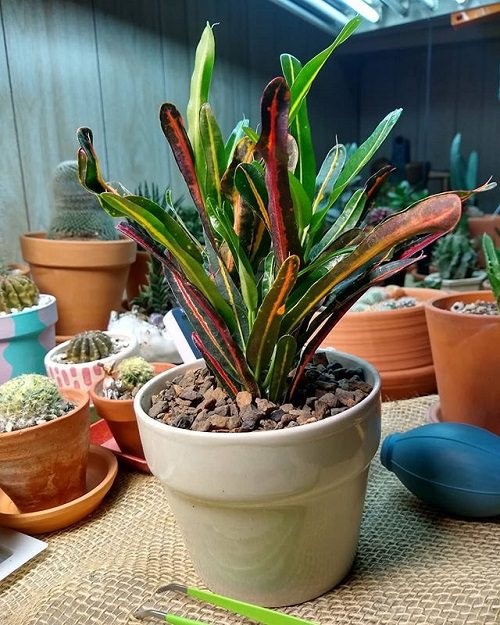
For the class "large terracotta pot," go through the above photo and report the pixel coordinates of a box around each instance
[20,232,136,336]
[425,291,500,434]
[0,388,90,512]
[134,351,381,607]
[321,288,439,400]
[126,250,149,304]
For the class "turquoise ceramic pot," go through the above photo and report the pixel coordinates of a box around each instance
[0,295,58,383]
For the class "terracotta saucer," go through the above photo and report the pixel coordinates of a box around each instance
[381,363,437,402]
[0,445,118,535]
[90,419,151,474]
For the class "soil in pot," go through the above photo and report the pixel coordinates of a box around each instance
[147,353,372,433]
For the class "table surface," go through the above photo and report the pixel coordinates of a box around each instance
[1,395,499,625]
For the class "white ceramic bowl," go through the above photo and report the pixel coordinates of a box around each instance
[44,332,137,392]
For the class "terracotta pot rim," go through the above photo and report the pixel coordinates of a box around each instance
[426,290,498,319]
[341,287,440,320]
[21,231,135,247]
[0,387,89,439]
[89,362,170,406]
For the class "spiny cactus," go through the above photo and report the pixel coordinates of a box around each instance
[48,160,118,240]
[432,229,478,280]
[131,257,174,315]
[0,374,71,432]
[65,331,113,363]
[115,357,154,391]
[0,270,39,313]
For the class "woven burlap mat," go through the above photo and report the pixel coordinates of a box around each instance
[1,395,499,625]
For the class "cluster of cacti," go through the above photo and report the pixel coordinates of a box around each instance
[450,133,478,205]
[0,374,70,432]
[432,229,478,280]
[65,331,113,363]
[101,356,155,399]
[0,269,39,314]
[47,160,118,240]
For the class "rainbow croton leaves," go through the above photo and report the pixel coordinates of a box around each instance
[77,18,492,403]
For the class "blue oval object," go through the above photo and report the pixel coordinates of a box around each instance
[380,422,500,518]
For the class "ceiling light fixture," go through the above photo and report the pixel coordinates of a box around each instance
[268,0,349,30]
[336,0,381,22]
[416,0,438,10]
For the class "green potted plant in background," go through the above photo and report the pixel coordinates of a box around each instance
[20,160,136,341]
[426,233,499,435]
[0,263,57,384]
[426,222,486,291]
[76,18,468,606]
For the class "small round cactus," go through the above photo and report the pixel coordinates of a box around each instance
[0,271,39,314]
[65,331,113,363]
[115,357,155,391]
[0,374,70,432]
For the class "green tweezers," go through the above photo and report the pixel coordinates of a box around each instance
[133,582,319,625]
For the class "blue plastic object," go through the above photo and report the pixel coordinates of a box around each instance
[380,423,500,518]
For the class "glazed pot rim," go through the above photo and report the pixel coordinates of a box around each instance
[0,294,57,319]
[44,332,137,370]
[0,386,89,438]
[134,349,381,443]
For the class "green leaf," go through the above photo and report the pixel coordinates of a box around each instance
[482,234,500,306]
[246,255,300,381]
[243,126,260,143]
[282,193,462,334]
[234,163,271,231]
[200,103,225,206]
[311,144,346,215]
[225,118,250,168]
[310,189,366,260]
[289,172,313,239]
[186,23,215,189]
[328,109,402,207]
[280,54,316,200]
[288,16,361,124]
[268,335,297,403]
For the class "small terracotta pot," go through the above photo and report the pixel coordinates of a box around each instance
[90,362,174,457]
[425,291,500,434]
[321,288,439,400]
[20,232,136,336]
[0,388,90,513]
[468,215,500,268]
[126,250,150,304]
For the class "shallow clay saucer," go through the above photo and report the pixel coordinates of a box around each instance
[0,445,118,534]
[90,419,150,473]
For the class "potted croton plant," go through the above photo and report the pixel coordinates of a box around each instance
[76,19,472,606]
[426,233,500,435]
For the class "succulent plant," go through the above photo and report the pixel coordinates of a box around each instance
[0,374,71,432]
[131,257,174,316]
[76,19,489,405]
[115,356,155,391]
[482,234,500,309]
[47,160,118,240]
[0,269,39,313]
[65,331,113,363]
[431,228,478,280]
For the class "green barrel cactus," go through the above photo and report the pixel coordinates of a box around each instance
[0,270,39,313]
[0,374,70,432]
[47,160,118,240]
[115,356,155,391]
[65,331,113,363]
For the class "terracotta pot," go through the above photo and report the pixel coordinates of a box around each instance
[425,291,500,434]
[468,215,500,268]
[134,351,381,607]
[0,294,58,384]
[321,288,439,400]
[0,388,90,513]
[126,250,150,304]
[90,362,174,457]
[19,232,136,336]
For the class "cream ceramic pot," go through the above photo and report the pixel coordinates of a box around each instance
[134,350,381,607]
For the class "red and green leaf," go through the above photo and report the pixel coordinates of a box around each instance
[200,103,226,206]
[268,334,297,403]
[256,77,303,266]
[77,127,118,194]
[191,333,240,397]
[246,254,300,381]
[234,162,271,231]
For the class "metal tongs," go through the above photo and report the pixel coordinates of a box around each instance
[134,582,318,625]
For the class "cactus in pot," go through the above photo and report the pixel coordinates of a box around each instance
[75,18,492,605]
[65,330,114,363]
[0,268,39,313]
[432,229,478,281]
[0,373,90,513]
